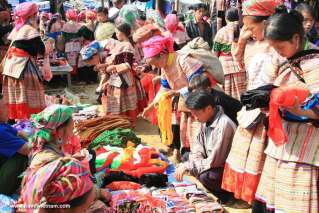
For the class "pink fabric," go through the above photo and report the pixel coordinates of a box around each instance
[165,14,185,33]
[14,2,38,30]
[142,35,174,58]
[66,9,78,21]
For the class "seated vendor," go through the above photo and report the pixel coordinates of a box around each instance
[0,94,30,195]
[174,90,236,202]
[19,157,110,213]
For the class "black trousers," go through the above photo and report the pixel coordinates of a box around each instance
[0,153,28,195]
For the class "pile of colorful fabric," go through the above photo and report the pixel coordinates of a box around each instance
[74,115,132,148]
[111,190,166,213]
[94,144,168,177]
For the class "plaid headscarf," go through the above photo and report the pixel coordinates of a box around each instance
[31,105,73,151]
[242,0,284,16]
[20,157,93,212]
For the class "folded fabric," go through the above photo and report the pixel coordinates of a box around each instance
[102,171,138,187]
[89,128,141,150]
[269,86,310,146]
[241,84,277,110]
[106,181,141,191]
[139,173,168,188]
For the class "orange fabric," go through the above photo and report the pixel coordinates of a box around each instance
[106,181,141,191]
[222,163,260,204]
[269,86,310,146]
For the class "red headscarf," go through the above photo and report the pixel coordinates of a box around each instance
[142,35,174,58]
[66,9,78,21]
[165,14,185,33]
[14,2,38,30]
[268,86,310,146]
[86,10,97,21]
[242,0,284,16]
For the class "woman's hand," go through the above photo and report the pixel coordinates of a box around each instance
[99,188,112,203]
[142,104,155,119]
[284,96,319,119]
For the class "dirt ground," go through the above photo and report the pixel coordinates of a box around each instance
[47,83,251,213]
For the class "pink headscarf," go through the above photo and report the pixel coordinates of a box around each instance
[14,2,38,30]
[165,14,185,33]
[142,35,175,58]
[66,9,78,21]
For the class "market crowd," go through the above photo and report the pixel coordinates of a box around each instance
[0,0,319,212]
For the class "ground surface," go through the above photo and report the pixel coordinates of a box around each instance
[46,82,251,212]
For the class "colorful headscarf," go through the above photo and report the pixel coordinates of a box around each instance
[77,11,86,22]
[118,5,139,27]
[242,0,284,16]
[165,14,185,33]
[80,41,103,60]
[14,2,38,30]
[31,105,73,150]
[142,35,174,58]
[86,10,96,21]
[66,9,78,21]
[146,10,165,29]
[20,157,93,211]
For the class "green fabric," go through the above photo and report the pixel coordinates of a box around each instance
[89,128,141,150]
[213,41,232,53]
[31,105,73,142]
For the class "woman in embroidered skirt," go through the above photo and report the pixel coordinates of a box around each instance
[62,9,82,75]
[80,23,147,125]
[221,0,285,205]
[252,7,319,213]
[2,2,50,120]
[213,7,247,100]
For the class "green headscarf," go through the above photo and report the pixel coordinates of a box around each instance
[31,104,73,146]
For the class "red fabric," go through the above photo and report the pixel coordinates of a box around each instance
[269,86,310,146]
[141,73,160,125]
[7,47,30,58]
[106,181,141,191]
[7,103,44,120]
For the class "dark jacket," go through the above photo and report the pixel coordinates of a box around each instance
[185,19,213,47]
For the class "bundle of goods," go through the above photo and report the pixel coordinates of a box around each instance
[171,182,224,212]
[74,116,132,148]
[89,128,141,149]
